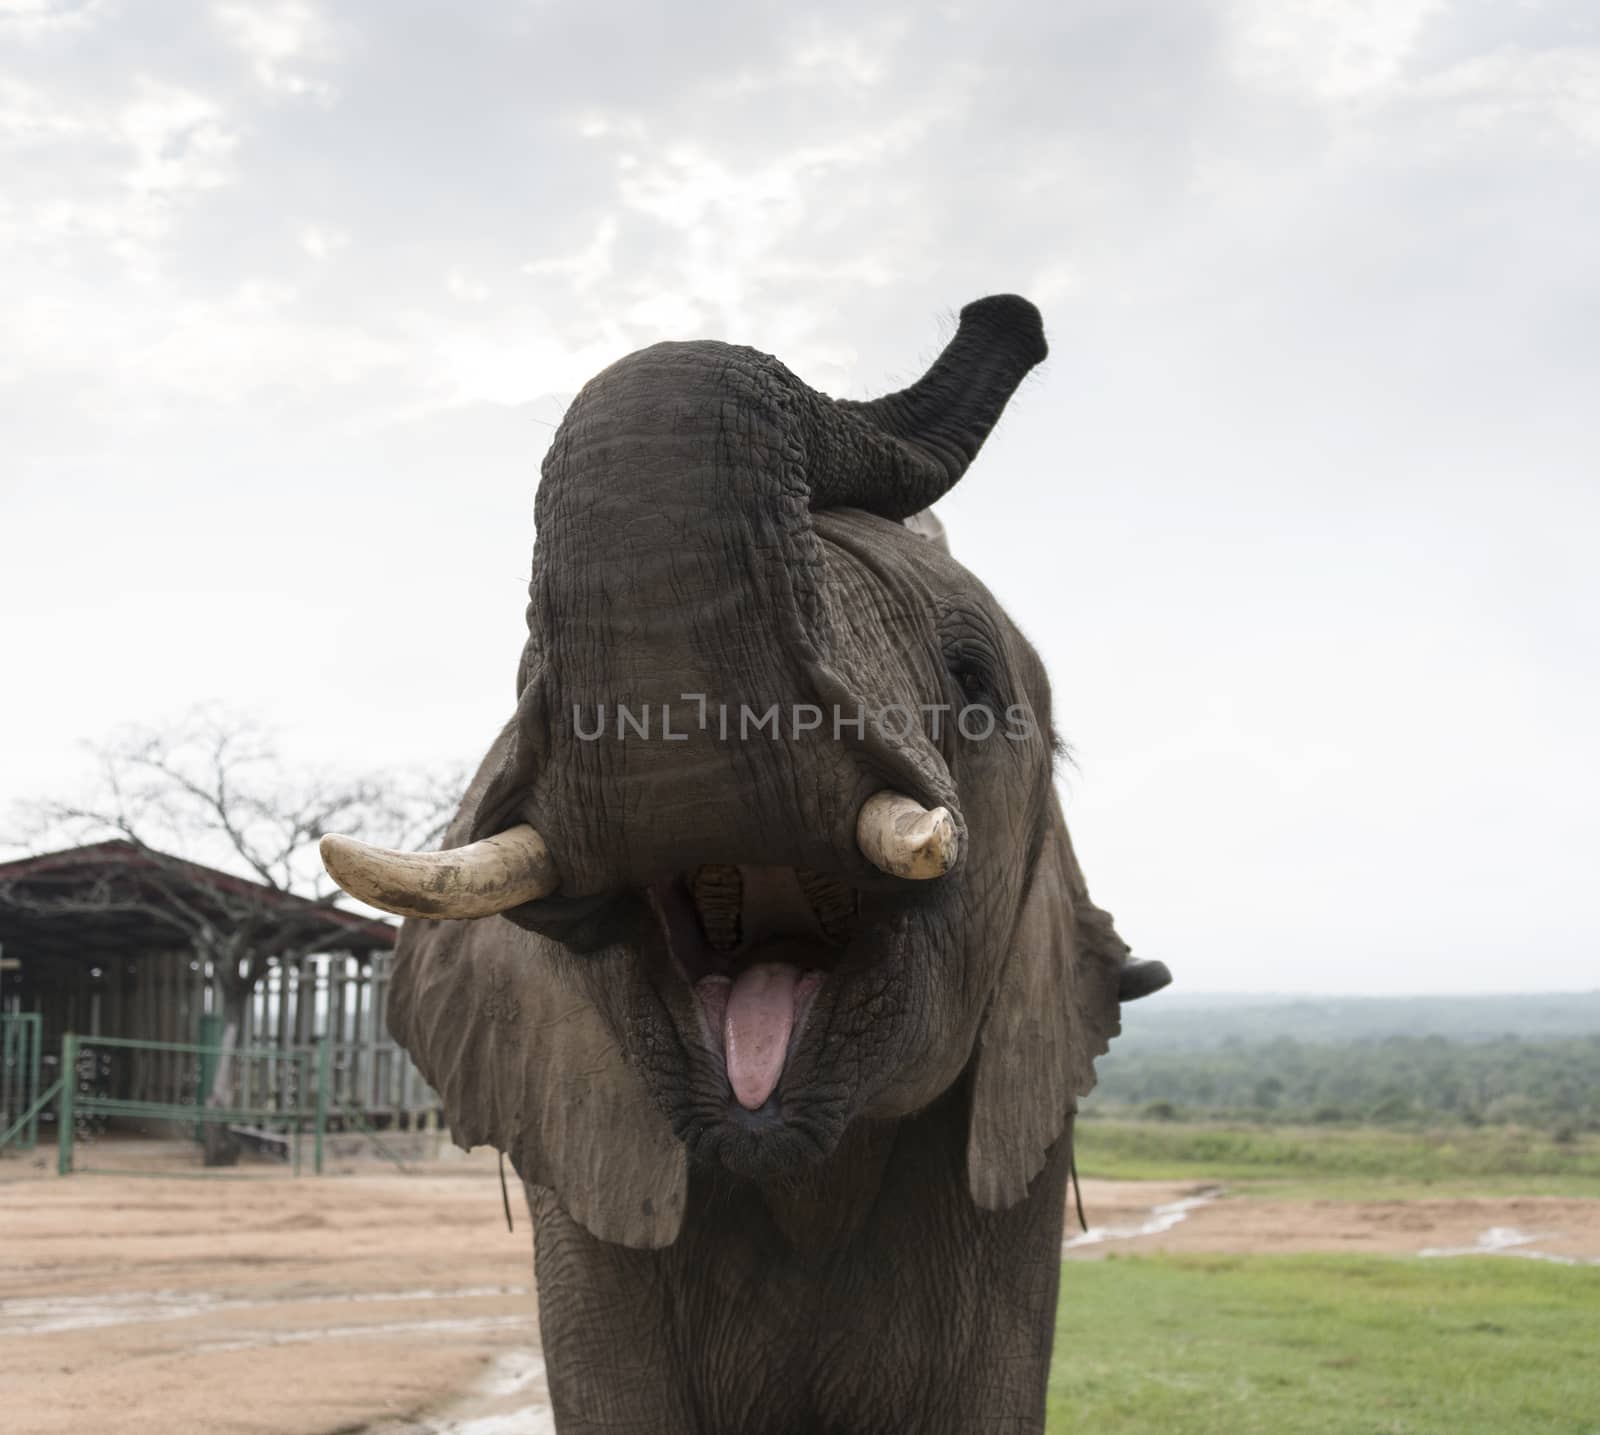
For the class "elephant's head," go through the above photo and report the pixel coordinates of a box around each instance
[325,296,1162,1247]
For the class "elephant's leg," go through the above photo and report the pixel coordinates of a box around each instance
[793,1117,1072,1435]
[525,1184,697,1435]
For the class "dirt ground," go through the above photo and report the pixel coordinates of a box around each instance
[4,1143,1598,1435]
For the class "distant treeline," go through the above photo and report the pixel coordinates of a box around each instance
[1087,1033,1600,1134]
[1111,991,1600,1048]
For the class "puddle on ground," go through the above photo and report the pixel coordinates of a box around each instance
[1063,1185,1225,1251]
[403,1349,556,1434]
[0,1285,529,1336]
[198,1313,531,1354]
[1419,1225,1599,1266]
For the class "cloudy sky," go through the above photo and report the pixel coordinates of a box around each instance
[3,0,1596,994]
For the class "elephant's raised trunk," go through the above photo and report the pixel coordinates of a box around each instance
[818,294,1048,520]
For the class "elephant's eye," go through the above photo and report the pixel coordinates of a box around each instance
[942,638,1001,712]
[936,598,1009,721]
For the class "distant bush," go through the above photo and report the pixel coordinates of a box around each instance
[1086,1032,1600,1133]
[1485,1095,1540,1126]
[1073,1117,1600,1187]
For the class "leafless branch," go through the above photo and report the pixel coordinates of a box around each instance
[4,707,467,989]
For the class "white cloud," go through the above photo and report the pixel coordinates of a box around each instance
[212,0,338,100]
[1411,45,1600,148]
[425,321,619,407]
[446,266,491,302]
[0,75,237,194]
[0,77,237,283]
[147,292,400,397]
[1028,261,1083,307]
[521,216,617,294]
[0,77,92,140]
[1229,0,1446,97]
[784,15,909,88]
[118,80,238,194]
[299,222,348,259]
[587,109,953,350]
[0,0,109,40]
[7,275,405,406]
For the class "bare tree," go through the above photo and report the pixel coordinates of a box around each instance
[2,709,463,1164]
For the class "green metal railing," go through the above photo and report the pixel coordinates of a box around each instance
[57,1033,319,1176]
[0,1076,62,1155]
[0,1028,428,1176]
[0,1012,43,1152]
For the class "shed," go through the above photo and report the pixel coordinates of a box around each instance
[0,841,438,1138]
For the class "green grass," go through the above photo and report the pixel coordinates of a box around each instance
[1049,1120,1600,1429]
[1075,1119,1600,1199]
[1048,1254,1600,1434]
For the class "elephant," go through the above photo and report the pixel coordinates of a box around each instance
[321,294,1169,1434]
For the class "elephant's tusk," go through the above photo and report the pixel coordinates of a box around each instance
[319,823,559,920]
[855,792,959,880]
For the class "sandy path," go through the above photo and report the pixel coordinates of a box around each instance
[0,1147,540,1435]
[5,1149,1598,1435]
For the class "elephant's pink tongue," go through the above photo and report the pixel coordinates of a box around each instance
[723,962,799,1111]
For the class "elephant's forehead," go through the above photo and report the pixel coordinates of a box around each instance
[815,509,980,620]
[815,509,1042,694]
[814,512,960,676]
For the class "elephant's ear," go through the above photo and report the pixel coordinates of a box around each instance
[966,798,1124,1210]
[386,724,687,1250]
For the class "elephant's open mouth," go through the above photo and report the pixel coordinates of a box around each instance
[649,865,868,1113]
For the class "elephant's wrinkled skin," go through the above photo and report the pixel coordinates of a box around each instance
[379,296,1168,1433]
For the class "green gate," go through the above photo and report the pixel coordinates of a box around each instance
[0,1012,44,1153]
[55,1033,322,1176]
[3,1026,417,1176]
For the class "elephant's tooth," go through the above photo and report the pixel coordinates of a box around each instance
[691,864,743,951]
[796,868,857,944]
